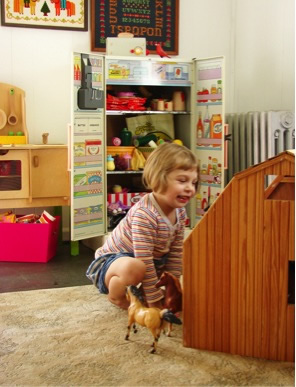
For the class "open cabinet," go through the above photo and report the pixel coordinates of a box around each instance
[70,53,225,241]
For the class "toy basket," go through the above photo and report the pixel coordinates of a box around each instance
[138,147,155,160]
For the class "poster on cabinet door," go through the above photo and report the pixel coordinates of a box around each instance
[194,57,224,221]
[71,52,106,241]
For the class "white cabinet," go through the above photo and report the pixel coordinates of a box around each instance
[70,53,225,240]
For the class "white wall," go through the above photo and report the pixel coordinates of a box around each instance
[0,0,294,144]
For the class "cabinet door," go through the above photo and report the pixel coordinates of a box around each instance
[0,149,29,199]
[31,148,69,198]
[194,56,225,225]
[71,52,106,241]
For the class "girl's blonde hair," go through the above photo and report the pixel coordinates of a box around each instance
[142,142,198,193]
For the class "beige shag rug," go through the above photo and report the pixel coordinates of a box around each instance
[0,285,294,386]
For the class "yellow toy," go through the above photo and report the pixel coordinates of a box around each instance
[172,139,183,146]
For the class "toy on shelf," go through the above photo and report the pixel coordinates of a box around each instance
[107,155,115,171]
[155,43,171,59]
[131,148,146,170]
[42,133,49,144]
[107,200,130,228]
[155,272,183,336]
[112,185,123,193]
[125,285,182,354]
[0,83,29,144]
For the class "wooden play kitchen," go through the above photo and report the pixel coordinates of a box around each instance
[0,83,29,144]
[0,83,70,209]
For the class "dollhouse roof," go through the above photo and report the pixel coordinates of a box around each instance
[233,150,295,180]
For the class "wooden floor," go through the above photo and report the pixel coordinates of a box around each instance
[0,242,94,293]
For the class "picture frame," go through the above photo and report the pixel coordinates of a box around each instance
[91,0,179,55]
[0,0,87,30]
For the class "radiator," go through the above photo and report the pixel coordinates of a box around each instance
[225,111,295,184]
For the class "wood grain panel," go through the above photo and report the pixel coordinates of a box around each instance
[261,201,272,359]
[289,201,295,261]
[245,173,256,357]
[221,187,231,353]
[197,216,208,349]
[237,178,247,356]
[269,200,280,360]
[286,305,295,362]
[214,197,223,352]
[277,201,289,360]
[230,179,239,354]
[182,235,192,348]
[253,171,264,358]
[207,203,216,350]
[191,224,202,349]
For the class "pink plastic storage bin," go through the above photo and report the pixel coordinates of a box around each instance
[0,216,60,263]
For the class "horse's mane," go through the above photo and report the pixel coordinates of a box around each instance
[130,285,145,303]
[164,272,182,294]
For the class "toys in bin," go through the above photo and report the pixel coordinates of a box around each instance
[0,210,57,224]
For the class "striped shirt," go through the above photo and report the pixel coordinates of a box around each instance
[95,193,186,302]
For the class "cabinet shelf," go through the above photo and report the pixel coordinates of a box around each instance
[106,80,192,87]
[0,175,21,178]
[106,110,191,116]
[107,170,143,174]
[196,102,222,107]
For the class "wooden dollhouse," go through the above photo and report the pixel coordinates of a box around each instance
[183,150,295,362]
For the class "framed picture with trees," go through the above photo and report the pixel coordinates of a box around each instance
[0,0,87,30]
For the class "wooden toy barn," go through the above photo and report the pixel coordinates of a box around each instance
[183,150,295,362]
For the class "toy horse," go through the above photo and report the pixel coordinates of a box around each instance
[155,271,183,336]
[125,285,182,354]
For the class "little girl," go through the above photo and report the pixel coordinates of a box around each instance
[86,142,198,309]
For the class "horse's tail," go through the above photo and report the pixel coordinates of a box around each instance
[160,309,182,325]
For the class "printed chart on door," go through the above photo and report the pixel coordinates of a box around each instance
[195,57,224,220]
[71,53,106,240]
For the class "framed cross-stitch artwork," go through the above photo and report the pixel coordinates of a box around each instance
[0,0,87,30]
[91,0,179,55]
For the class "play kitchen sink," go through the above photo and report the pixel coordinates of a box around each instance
[0,83,29,144]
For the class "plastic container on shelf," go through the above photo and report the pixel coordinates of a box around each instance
[133,134,157,147]
[122,153,132,170]
[120,127,132,146]
[217,80,222,94]
[106,155,115,171]
[210,84,217,101]
[210,114,222,146]
[196,111,204,146]
[203,106,210,138]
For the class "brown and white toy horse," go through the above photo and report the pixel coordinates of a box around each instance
[125,285,181,353]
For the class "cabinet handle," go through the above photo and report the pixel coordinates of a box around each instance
[33,155,39,167]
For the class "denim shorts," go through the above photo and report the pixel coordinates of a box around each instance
[86,252,134,294]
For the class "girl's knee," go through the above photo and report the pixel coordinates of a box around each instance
[105,257,146,288]
[126,259,146,284]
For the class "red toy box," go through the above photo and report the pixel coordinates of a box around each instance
[0,216,60,263]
